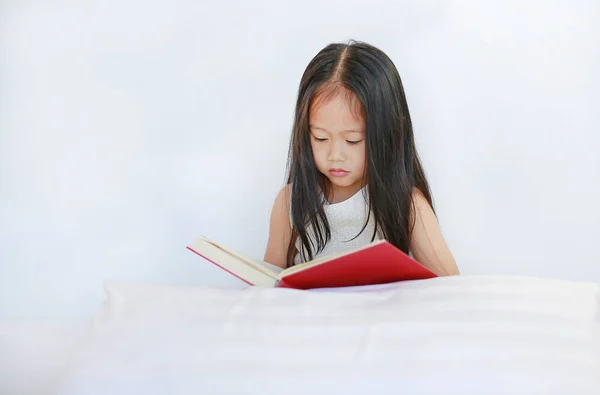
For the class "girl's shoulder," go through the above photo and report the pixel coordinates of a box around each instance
[271,183,293,224]
[274,183,293,207]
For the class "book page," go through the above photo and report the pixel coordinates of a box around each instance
[230,250,285,276]
[200,236,283,277]
[190,238,276,287]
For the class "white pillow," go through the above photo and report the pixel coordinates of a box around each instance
[53,275,600,395]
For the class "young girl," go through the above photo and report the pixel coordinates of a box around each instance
[263,40,459,276]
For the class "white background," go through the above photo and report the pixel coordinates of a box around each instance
[1,0,599,320]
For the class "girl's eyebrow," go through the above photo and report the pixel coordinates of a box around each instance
[310,125,364,134]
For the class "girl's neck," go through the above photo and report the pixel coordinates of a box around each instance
[325,182,365,204]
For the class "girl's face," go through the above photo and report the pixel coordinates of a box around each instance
[309,92,366,202]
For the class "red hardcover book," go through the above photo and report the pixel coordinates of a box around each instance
[187,236,437,289]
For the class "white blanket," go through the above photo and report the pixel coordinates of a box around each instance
[52,275,600,395]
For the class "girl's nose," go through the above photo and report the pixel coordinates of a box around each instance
[327,140,345,162]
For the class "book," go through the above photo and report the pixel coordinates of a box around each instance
[186,236,438,289]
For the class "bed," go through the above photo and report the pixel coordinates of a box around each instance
[2,275,599,395]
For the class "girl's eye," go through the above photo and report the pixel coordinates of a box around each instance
[347,140,363,145]
[313,137,328,142]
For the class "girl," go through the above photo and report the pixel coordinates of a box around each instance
[263,40,459,276]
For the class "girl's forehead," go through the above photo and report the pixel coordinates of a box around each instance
[310,87,365,131]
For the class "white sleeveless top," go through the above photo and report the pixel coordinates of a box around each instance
[291,186,383,265]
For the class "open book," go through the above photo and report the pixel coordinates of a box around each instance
[187,236,438,289]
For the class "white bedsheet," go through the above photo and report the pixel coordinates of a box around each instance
[0,319,89,395]
[46,275,600,394]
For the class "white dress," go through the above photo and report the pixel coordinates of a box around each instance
[291,186,383,265]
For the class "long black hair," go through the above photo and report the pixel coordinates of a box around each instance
[285,40,434,268]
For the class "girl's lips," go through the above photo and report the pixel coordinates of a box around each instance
[329,168,349,177]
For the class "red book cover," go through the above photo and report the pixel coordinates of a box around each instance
[276,241,437,289]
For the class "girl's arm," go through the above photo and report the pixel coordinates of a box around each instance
[410,189,460,276]
[263,185,293,269]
